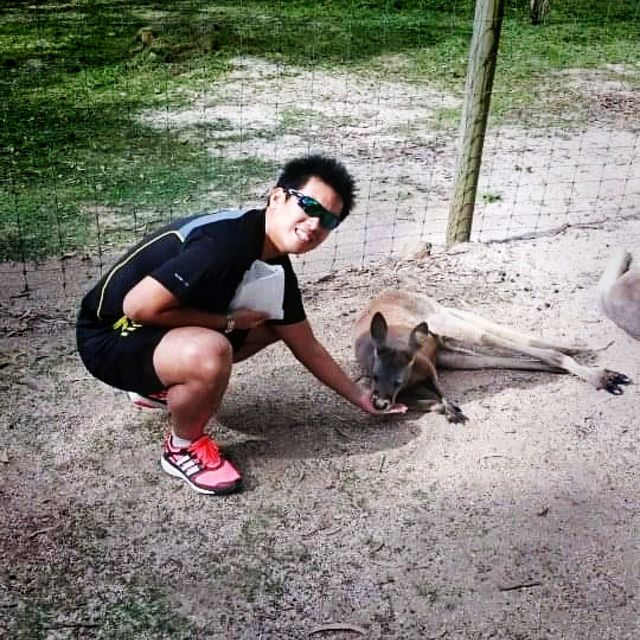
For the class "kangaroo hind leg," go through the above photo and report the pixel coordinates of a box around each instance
[477,332,630,394]
[444,306,587,354]
[437,350,564,373]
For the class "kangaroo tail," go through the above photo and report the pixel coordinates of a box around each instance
[598,249,632,308]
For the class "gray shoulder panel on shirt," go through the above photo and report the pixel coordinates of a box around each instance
[178,209,247,239]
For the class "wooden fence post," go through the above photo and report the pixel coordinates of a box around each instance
[446,0,506,247]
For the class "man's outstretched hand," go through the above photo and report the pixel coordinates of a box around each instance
[357,389,407,415]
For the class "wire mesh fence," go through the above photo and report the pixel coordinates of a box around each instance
[1,0,639,297]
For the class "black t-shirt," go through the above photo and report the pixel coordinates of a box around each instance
[79,208,306,327]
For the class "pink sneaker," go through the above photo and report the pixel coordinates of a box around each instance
[160,434,242,495]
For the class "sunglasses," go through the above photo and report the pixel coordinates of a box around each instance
[282,187,341,231]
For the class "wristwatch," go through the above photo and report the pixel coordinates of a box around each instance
[224,313,235,334]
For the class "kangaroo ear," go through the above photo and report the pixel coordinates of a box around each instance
[370,312,388,345]
[409,322,430,353]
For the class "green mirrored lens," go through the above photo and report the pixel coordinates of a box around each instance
[320,211,340,230]
[285,188,340,231]
[298,194,340,230]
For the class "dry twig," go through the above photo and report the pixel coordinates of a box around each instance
[28,525,60,539]
[308,623,367,636]
[498,580,542,592]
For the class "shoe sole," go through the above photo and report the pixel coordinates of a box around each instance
[160,456,242,496]
[132,401,167,411]
[128,392,167,411]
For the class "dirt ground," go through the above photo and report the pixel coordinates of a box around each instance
[1,214,639,639]
[2,57,640,638]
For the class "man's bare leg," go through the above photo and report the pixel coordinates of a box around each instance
[153,327,233,441]
[153,323,281,439]
[233,323,280,363]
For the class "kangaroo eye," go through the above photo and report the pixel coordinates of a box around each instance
[372,374,379,383]
[394,378,404,387]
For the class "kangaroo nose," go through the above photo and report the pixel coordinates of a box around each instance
[372,396,391,411]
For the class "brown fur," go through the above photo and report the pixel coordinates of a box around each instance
[354,290,631,423]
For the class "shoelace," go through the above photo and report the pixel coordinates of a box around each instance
[187,436,222,468]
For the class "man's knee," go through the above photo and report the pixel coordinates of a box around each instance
[187,333,232,378]
[155,328,233,384]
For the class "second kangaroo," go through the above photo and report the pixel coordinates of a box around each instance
[353,290,631,423]
[597,248,640,340]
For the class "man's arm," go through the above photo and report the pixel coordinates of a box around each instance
[123,276,267,331]
[275,319,403,415]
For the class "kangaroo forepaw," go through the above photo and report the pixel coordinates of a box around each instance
[445,400,468,424]
[601,370,632,395]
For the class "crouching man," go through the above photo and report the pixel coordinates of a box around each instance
[77,155,402,495]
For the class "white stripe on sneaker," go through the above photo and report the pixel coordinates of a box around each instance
[175,456,201,477]
[180,459,198,472]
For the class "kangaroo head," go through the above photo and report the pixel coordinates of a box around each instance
[369,312,430,410]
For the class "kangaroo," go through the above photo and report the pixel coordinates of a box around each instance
[597,249,640,340]
[353,290,631,423]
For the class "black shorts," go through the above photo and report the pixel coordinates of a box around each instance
[76,312,248,396]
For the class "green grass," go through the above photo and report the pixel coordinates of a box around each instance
[2,502,199,639]
[1,0,639,260]
[7,579,198,639]
[492,2,640,122]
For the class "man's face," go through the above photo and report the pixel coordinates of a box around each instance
[266,176,343,255]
